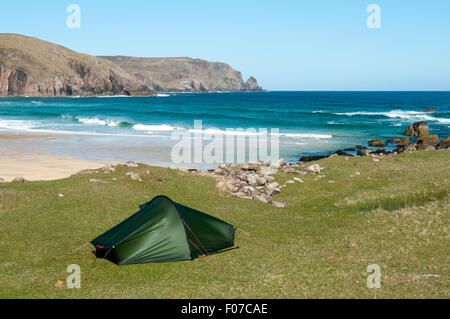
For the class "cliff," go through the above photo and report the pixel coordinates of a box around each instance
[0,34,155,97]
[100,56,264,93]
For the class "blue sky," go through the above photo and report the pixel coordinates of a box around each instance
[1,1,449,90]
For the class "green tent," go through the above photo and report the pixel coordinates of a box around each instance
[91,195,236,265]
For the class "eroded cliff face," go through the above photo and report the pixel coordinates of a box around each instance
[101,56,264,93]
[0,34,155,97]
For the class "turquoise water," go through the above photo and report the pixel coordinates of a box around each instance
[0,91,449,164]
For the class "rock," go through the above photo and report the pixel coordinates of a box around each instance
[0,177,7,183]
[306,164,321,173]
[241,163,259,171]
[437,136,450,149]
[232,192,247,199]
[328,180,335,183]
[89,178,102,183]
[214,168,225,175]
[13,176,25,183]
[267,182,279,190]
[333,149,353,156]
[102,164,116,171]
[299,155,328,162]
[344,148,355,151]
[265,175,275,182]
[58,193,64,198]
[422,109,436,113]
[417,135,439,149]
[254,175,267,186]
[253,195,268,203]
[387,138,401,143]
[187,168,198,173]
[246,174,258,186]
[293,177,304,183]
[364,150,372,156]
[286,180,295,184]
[243,76,263,91]
[368,139,386,147]
[397,137,410,146]
[355,145,367,150]
[405,143,417,152]
[260,166,277,175]
[372,158,380,162]
[271,201,287,208]
[126,172,142,181]
[404,121,429,137]
[125,161,139,167]
[271,158,284,169]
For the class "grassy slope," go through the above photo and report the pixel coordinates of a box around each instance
[0,34,121,80]
[0,150,448,298]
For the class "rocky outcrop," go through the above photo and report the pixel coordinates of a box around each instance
[417,135,439,150]
[437,136,450,149]
[368,139,386,147]
[0,34,155,97]
[243,76,263,91]
[404,121,429,137]
[100,56,264,93]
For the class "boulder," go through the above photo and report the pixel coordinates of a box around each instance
[271,158,284,169]
[12,176,25,183]
[253,195,268,203]
[355,145,367,150]
[417,135,439,149]
[368,139,386,147]
[271,201,287,208]
[267,182,279,190]
[306,164,321,173]
[254,175,267,186]
[246,174,258,186]
[397,137,410,146]
[299,155,328,162]
[260,166,277,175]
[333,149,353,156]
[293,177,304,183]
[405,143,417,152]
[437,136,450,149]
[422,109,436,113]
[404,121,429,137]
[125,160,139,167]
[241,163,259,171]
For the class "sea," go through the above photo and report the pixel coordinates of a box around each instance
[0,91,449,166]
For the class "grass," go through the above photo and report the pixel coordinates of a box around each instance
[0,150,448,298]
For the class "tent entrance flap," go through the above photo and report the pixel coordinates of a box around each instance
[91,195,236,265]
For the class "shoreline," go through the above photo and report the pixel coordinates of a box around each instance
[1,120,448,182]
[0,136,108,182]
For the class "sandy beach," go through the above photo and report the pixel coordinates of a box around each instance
[0,134,107,182]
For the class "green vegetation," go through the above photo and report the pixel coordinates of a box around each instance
[0,150,448,298]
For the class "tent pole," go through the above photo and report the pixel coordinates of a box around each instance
[237,228,270,248]
[54,242,90,260]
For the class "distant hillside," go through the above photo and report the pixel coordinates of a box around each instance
[100,56,264,93]
[0,34,154,97]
